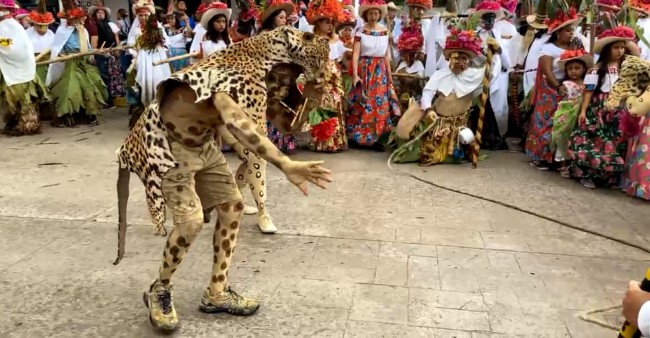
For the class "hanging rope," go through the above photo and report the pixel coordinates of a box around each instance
[471,38,496,168]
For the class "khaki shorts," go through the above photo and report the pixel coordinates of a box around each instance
[162,140,242,225]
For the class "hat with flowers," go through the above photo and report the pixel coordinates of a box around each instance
[593,25,639,56]
[306,0,344,25]
[543,5,581,34]
[29,0,54,25]
[397,21,424,53]
[597,0,622,11]
[630,0,650,16]
[57,0,85,21]
[358,0,388,20]
[557,48,594,70]
[471,0,503,18]
[405,0,432,10]
[336,6,357,30]
[0,0,18,10]
[200,1,232,30]
[499,0,516,17]
[261,0,295,23]
[444,26,483,60]
[14,8,29,19]
[132,0,155,15]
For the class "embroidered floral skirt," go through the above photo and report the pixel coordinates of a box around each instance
[308,59,348,152]
[525,78,559,162]
[568,92,627,183]
[267,121,297,153]
[622,116,650,200]
[346,56,400,146]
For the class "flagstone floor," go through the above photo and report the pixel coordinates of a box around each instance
[0,110,649,337]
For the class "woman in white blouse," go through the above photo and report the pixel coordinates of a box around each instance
[347,0,400,150]
[164,13,192,71]
[304,0,349,152]
[199,2,232,57]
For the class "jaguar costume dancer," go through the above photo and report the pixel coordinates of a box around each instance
[113,26,332,332]
[0,0,48,136]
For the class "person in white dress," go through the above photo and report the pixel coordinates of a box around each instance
[126,0,171,107]
[25,0,55,121]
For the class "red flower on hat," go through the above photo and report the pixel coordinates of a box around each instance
[559,48,588,60]
[29,11,54,24]
[543,7,578,32]
[306,0,344,24]
[196,3,208,14]
[597,0,622,7]
[207,1,228,10]
[397,21,424,53]
[445,27,483,57]
[360,0,386,5]
[498,0,516,13]
[598,25,635,39]
[405,0,432,10]
[57,7,85,19]
[476,0,501,11]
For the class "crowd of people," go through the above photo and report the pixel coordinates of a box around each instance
[0,0,648,202]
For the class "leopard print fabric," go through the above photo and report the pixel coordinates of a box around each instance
[115,27,329,235]
[606,55,650,112]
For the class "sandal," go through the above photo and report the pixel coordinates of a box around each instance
[559,167,571,179]
[530,161,549,171]
[580,178,596,189]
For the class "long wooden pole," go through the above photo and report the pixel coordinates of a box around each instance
[472,42,495,169]
[36,44,133,66]
[153,51,200,66]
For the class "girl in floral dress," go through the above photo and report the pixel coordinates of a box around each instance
[347,0,400,150]
[568,26,638,189]
[305,0,348,152]
[550,49,591,178]
[525,7,581,170]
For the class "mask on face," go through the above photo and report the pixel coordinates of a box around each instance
[481,13,496,30]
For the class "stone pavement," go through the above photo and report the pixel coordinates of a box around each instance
[0,111,649,338]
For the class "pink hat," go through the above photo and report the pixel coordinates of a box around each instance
[14,8,29,18]
[0,0,19,9]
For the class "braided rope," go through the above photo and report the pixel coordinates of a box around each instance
[471,42,494,169]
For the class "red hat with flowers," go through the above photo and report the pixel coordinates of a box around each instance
[630,0,650,16]
[57,0,85,21]
[336,6,357,30]
[397,21,424,53]
[444,26,483,60]
[358,0,388,20]
[14,8,29,19]
[544,5,581,34]
[29,0,54,25]
[593,25,639,56]
[405,0,432,10]
[471,0,503,18]
[597,0,622,11]
[306,0,344,25]
[0,0,18,9]
[498,0,517,16]
[200,2,232,30]
[557,48,594,70]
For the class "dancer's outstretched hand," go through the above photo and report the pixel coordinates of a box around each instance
[283,160,332,196]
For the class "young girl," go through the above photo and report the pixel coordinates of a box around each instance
[164,13,192,72]
[567,26,638,188]
[200,2,231,57]
[551,49,591,178]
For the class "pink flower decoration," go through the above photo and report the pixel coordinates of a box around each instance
[476,0,501,11]
[598,26,635,39]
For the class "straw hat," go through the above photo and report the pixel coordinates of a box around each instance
[358,0,388,19]
[88,0,112,18]
[471,0,503,18]
[57,0,85,21]
[386,2,399,11]
[443,27,483,60]
[441,0,458,18]
[592,26,640,56]
[526,0,548,29]
[544,7,581,34]
[132,0,156,15]
[557,49,594,70]
[200,1,231,29]
[29,0,54,25]
[306,0,344,25]
[261,0,295,23]
[337,6,356,30]
[0,0,18,9]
